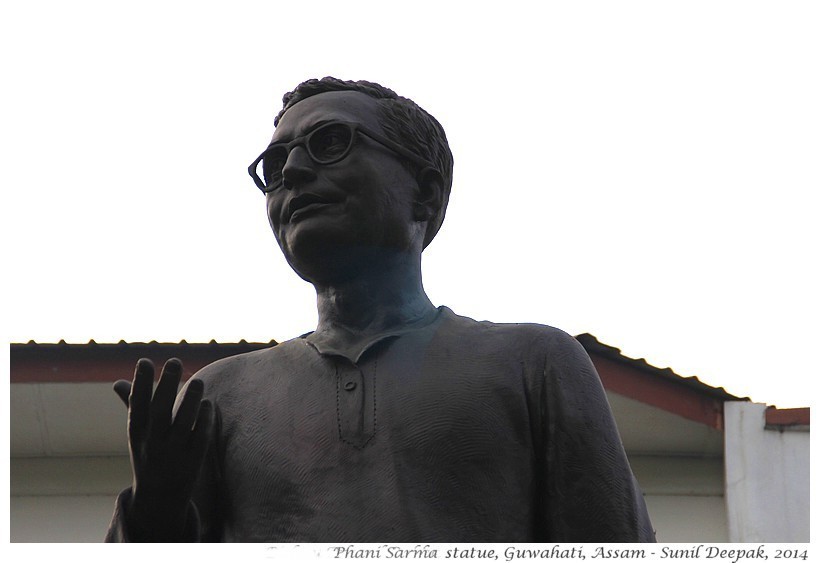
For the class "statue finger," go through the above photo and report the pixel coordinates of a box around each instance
[149,358,183,435]
[113,380,132,407]
[170,379,204,440]
[190,399,214,459]
[128,358,155,439]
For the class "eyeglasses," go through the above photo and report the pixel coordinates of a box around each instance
[248,120,436,193]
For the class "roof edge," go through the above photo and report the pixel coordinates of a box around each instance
[765,406,810,429]
[575,333,747,402]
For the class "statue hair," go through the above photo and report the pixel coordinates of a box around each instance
[276,77,454,248]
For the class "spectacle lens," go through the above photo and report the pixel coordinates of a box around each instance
[257,123,354,191]
[261,148,288,189]
[309,123,353,162]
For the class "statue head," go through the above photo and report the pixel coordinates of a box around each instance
[252,78,453,252]
[276,78,453,249]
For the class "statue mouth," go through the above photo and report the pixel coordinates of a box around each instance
[285,193,340,223]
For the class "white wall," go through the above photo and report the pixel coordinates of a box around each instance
[13,454,732,543]
[724,402,810,542]
[629,455,728,542]
[10,456,130,543]
[12,495,122,543]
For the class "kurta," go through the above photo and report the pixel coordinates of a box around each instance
[106,307,654,542]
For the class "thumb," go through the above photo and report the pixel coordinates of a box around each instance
[113,380,132,407]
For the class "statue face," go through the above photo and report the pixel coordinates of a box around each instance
[265,91,424,282]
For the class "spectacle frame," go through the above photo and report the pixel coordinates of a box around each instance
[248,121,437,193]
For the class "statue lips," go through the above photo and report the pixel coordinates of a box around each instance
[285,192,342,224]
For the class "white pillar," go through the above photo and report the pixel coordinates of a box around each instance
[724,402,809,542]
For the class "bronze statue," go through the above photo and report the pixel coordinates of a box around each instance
[106,78,655,542]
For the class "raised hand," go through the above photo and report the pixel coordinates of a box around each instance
[113,358,213,541]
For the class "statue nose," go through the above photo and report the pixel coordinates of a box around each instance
[282,146,317,189]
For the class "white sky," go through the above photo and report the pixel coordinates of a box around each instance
[3,1,818,409]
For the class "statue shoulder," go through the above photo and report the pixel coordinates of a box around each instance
[190,338,309,395]
[441,307,583,358]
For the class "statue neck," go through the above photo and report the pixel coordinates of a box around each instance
[307,253,437,362]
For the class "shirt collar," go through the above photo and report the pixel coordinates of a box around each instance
[301,306,446,363]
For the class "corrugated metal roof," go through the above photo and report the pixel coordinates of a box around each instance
[575,333,747,402]
[10,340,280,383]
[11,339,278,355]
[11,335,747,404]
[13,339,279,347]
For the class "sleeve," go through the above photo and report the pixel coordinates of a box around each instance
[537,332,656,542]
[104,381,224,542]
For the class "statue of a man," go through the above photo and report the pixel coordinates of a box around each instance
[106,78,655,542]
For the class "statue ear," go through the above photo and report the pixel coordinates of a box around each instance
[413,167,444,222]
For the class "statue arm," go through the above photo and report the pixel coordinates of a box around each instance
[538,333,656,542]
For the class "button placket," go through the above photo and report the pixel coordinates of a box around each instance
[336,360,375,448]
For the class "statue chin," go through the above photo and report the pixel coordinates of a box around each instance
[282,241,380,286]
[279,224,419,286]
